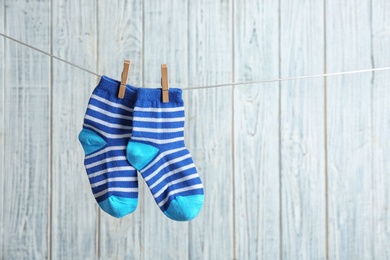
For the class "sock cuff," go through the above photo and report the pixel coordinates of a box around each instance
[136,87,183,103]
[95,75,138,102]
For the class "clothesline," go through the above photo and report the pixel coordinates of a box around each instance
[1,33,390,91]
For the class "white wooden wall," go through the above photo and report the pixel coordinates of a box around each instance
[1,0,390,259]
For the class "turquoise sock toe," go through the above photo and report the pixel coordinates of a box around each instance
[98,196,138,218]
[163,195,204,221]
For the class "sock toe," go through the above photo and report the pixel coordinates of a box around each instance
[98,196,138,218]
[164,195,204,221]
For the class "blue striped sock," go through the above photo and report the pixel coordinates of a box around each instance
[126,88,204,221]
[78,76,138,218]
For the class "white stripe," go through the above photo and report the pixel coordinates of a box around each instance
[132,126,184,133]
[85,156,127,169]
[88,166,134,179]
[149,163,196,190]
[84,124,132,139]
[143,153,192,182]
[91,177,138,188]
[153,173,199,198]
[135,106,184,113]
[88,104,133,120]
[157,184,203,207]
[94,187,138,198]
[91,94,134,112]
[133,116,185,123]
[85,115,132,130]
[141,147,186,173]
[131,136,184,144]
[85,146,125,159]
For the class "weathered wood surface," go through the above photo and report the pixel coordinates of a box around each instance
[327,1,374,259]
[371,0,390,259]
[5,0,50,51]
[188,1,234,259]
[280,1,326,259]
[234,0,280,259]
[51,1,98,259]
[2,0,50,259]
[0,1,4,255]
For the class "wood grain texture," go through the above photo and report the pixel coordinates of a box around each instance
[234,84,280,260]
[142,1,189,259]
[280,1,326,259]
[326,1,374,259]
[3,28,50,260]
[372,0,390,258]
[4,0,50,51]
[188,1,233,259]
[97,1,144,259]
[97,1,143,83]
[0,2,4,257]
[234,1,280,259]
[52,1,97,72]
[52,63,99,259]
[51,1,99,258]
[0,0,3,34]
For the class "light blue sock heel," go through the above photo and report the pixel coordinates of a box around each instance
[79,128,107,155]
[126,141,159,170]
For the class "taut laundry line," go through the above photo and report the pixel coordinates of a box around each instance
[0,33,100,77]
[184,66,390,90]
[2,33,390,91]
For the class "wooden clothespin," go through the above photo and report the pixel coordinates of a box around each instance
[118,60,131,99]
[161,64,169,103]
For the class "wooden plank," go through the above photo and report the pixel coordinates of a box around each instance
[187,86,234,259]
[51,1,98,258]
[187,1,233,259]
[52,62,99,259]
[4,0,50,51]
[96,1,144,259]
[97,1,143,84]
[372,1,390,258]
[326,1,373,259]
[234,0,280,259]
[0,2,4,257]
[52,0,97,71]
[142,1,189,259]
[280,78,326,258]
[2,0,50,258]
[280,1,326,259]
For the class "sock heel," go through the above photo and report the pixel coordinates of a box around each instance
[126,141,159,170]
[78,128,107,155]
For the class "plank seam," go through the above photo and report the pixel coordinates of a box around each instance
[49,0,53,258]
[141,1,145,259]
[323,0,329,259]
[278,0,283,258]
[1,1,5,258]
[186,1,191,259]
[369,1,375,258]
[96,2,101,259]
[231,0,236,259]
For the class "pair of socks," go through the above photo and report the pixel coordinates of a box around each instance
[78,76,204,221]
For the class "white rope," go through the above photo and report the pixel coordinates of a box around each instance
[1,33,389,91]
